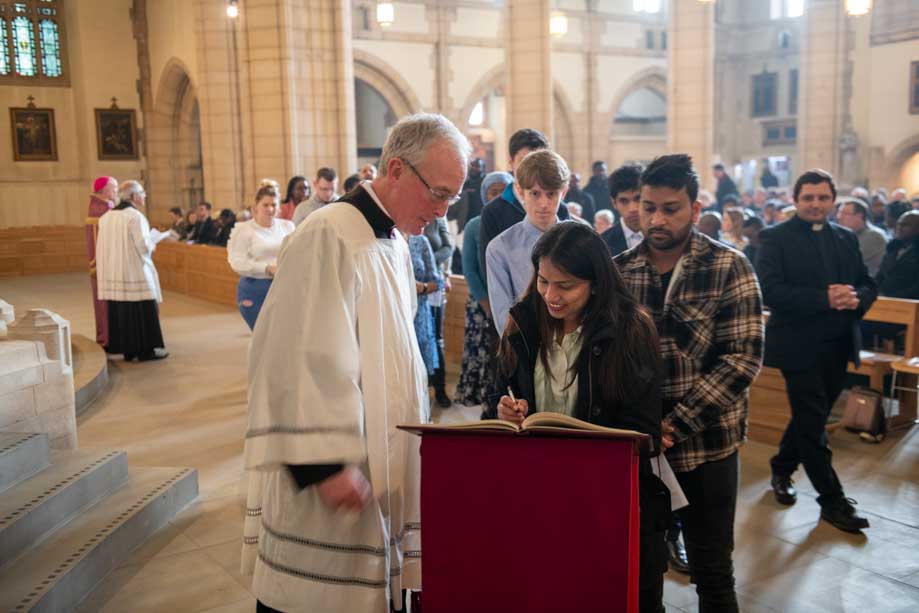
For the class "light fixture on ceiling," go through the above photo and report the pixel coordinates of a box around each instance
[633,0,662,13]
[845,0,872,16]
[226,0,239,18]
[549,10,568,38]
[377,2,395,28]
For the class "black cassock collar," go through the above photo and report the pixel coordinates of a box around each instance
[336,185,395,240]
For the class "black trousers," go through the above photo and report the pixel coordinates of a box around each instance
[429,304,446,391]
[676,451,740,613]
[770,340,847,505]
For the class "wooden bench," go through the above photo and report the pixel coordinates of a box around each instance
[749,297,919,444]
[151,241,238,307]
[0,225,86,277]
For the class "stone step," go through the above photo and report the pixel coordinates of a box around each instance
[0,432,50,494]
[0,448,128,567]
[0,465,198,613]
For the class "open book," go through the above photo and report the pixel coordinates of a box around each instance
[400,412,645,441]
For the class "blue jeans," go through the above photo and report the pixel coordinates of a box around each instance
[237,277,272,330]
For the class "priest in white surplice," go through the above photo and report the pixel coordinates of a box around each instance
[242,114,470,613]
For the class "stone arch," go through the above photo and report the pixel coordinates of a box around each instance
[146,58,202,224]
[352,50,421,119]
[458,64,506,129]
[885,132,919,194]
[553,83,576,169]
[606,67,668,139]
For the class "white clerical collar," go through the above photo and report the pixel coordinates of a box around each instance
[360,180,395,224]
[811,223,824,232]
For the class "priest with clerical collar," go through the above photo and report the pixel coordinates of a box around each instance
[95,180,169,362]
[242,113,469,613]
[86,176,117,349]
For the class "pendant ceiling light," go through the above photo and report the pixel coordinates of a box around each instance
[845,0,872,16]
[226,0,239,18]
[549,10,568,38]
[377,2,395,28]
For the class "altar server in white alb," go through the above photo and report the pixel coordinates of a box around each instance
[95,180,168,361]
[242,113,470,613]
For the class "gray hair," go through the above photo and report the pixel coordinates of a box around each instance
[118,180,144,202]
[594,209,614,224]
[379,113,471,176]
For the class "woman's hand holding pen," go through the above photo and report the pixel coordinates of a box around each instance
[497,387,528,426]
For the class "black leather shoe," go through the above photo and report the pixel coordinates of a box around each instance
[434,388,452,408]
[821,497,870,533]
[137,349,169,362]
[771,474,797,506]
[666,537,690,575]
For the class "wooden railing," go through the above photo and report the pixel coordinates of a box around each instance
[0,225,86,277]
[151,241,238,307]
[748,297,919,444]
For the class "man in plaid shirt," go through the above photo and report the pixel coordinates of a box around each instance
[615,155,763,613]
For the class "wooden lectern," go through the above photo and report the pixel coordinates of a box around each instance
[399,425,649,613]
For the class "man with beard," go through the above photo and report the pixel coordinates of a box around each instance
[615,154,763,613]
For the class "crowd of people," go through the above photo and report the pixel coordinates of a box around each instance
[83,112,919,613]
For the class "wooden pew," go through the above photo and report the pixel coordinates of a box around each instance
[443,275,470,369]
[0,225,86,277]
[748,297,919,445]
[151,241,237,307]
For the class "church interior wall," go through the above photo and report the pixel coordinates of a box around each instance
[146,0,200,106]
[0,0,143,229]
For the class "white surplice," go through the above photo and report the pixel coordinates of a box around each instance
[95,205,162,303]
[241,196,430,613]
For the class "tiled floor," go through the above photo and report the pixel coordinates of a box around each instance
[2,273,918,612]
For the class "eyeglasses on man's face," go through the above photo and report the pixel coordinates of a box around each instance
[404,159,461,205]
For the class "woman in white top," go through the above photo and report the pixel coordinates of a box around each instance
[227,179,296,329]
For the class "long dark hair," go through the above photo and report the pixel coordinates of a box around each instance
[283,175,308,204]
[499,222,659,408]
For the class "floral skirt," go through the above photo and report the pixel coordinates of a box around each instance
[454,296,497,406]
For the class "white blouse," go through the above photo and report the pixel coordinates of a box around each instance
[227,218,296,279]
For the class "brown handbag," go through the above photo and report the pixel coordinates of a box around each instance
[840,387,886,436]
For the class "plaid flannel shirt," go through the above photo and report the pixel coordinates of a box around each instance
[615,231,764,473]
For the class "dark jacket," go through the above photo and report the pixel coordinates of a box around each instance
[485,300,662,452]
[478,182,570,288]
[485,299,669,589]
[584,175,610,214]
[190,217,217,245]
[565,187,597,224]
[715,175,739,210]
[876,237,919,299]
[423,217,453,272]
[757,216,878,371]
[601,222,628,257]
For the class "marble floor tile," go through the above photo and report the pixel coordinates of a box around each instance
[6,273,919,612]
[76,549,252,613]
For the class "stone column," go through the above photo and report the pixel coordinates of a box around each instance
[507,0,553,137]
[667,1,715,188]
[237,0,356,191]
[798,0,847,177]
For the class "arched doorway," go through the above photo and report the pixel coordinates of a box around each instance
[354,78,397,167]
[147,59,202,224]
[607,69,668,169]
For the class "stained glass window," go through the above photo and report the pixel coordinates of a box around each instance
[39,18,59,76]
[1,1,67,83]
[12,15,36,76]
[0,19,10,75]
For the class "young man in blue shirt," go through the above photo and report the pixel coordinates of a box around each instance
[486,149,570,334]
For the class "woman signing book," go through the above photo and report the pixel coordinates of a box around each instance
[486,221,669,613]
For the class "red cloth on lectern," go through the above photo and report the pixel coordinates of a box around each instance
[418,433,640,613]
[86,194,113,346]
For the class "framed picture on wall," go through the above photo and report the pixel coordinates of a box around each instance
[95,105,138,160]
[10,104,58,162]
